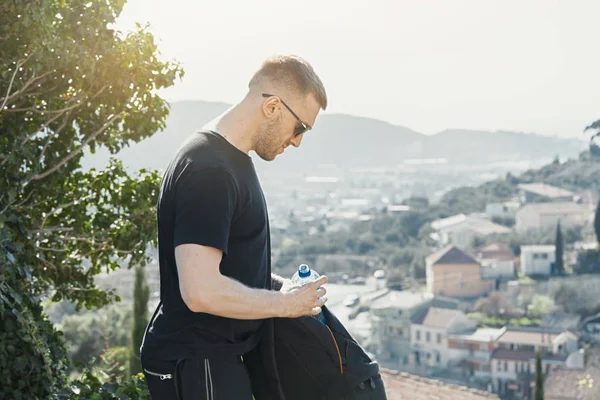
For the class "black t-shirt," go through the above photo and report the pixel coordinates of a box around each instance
[141,130,271,360]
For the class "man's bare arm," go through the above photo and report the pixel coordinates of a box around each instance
[175,243,327,319]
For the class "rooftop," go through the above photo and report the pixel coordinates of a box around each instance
[520,244,556,252]
[381,369,499,400]
[475,242,515,261]
[431,214,468,231]
[427,245,480,266]
[496,327,561,347]
[517,201,590,214]
[491,348,567,363]
[449,328,506,343]
[518,183,576,198]
[369,290,433,311]
[412,307,468,329]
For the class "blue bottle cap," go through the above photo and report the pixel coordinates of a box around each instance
[298,264,311,278]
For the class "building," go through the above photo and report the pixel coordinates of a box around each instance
[448,328,505,382]
[381,369,499,400]
[491,327,580,398]
[369,290,434,364]
[475,243,516,280]
[491,348,567,398]
[515,202,591,233]
[520,245,556,276]
[426,246,494,299]
[430,214,513,249]
[518,183,576,204]
[410,307,476,370]
[485,201,521,220]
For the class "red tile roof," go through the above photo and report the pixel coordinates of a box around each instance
[427,245,480,266]
[380,369,499,399]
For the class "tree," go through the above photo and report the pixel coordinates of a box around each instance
[585,119,600,158]
[555,221,565,275]
[595,199,600,246]
[0,1,182,397]
[130,265,150,375]
[534,351,544,400]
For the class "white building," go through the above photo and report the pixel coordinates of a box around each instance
[410,307,476,370]
[447,328,505,381]
[475,243,516,280]
[485,201,521,220]
[517,183,576,204]
[491,327,580,398]
[430,214,512,249]
[515,202,591,233]
[369,290,434,364]
[520,245,556,276]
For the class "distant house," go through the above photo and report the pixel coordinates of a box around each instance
[426,245,494,298]
[430,214,512,249]
[381,368,499,400]
[447,327,505,382]
[491,327,580,398]
[520,245,556,276]
[485,201,521,220]
[410,307,476,369]
[515,202,592,233]
[518,183,576,203]
[475,243,516,280]
[368,290,435,364]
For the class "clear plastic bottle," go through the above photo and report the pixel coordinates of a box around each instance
[291,264,326,324]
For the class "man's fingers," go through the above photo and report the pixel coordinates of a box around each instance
[311,275,328,287]
[316,297,328,307]
[311,306,323,315]
[316,287,327,297]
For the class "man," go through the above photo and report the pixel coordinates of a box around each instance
[140,55,329,399]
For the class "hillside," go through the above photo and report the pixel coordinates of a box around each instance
[82,100,586,173]
[440,151,600,214]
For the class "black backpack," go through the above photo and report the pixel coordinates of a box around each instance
[270,306,387,400]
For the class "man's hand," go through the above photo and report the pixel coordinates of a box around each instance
[280,275,328,318]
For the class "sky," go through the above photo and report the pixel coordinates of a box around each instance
[115,0,600,138]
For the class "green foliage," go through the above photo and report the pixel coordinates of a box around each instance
[59,304,131,371]
[534,351,544,400]
[585,119,600,158]
[129,266,149,376]
[56,370,149,400]
[0,261,69,399]
[555,221,565,274]
[439,180,517,214]
[574,249,600,275]
[595,200,600,245]
[0,0,182,397]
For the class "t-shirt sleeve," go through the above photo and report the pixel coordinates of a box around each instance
[173,166,238,255]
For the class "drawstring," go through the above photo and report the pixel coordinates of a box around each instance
[204,359,214,399]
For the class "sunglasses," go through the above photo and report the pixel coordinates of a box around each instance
[262,93,312,137]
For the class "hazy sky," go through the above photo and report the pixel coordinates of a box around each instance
[116,0,599,138]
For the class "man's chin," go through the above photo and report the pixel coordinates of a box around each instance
[256,152,278,162]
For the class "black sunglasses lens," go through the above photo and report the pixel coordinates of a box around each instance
[295,123,307,137]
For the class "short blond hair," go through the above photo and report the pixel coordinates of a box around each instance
[249,54,328,110]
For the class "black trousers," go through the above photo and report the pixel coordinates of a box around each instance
[141,355,253,400]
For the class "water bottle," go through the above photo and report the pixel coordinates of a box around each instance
[291,264,327,324]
